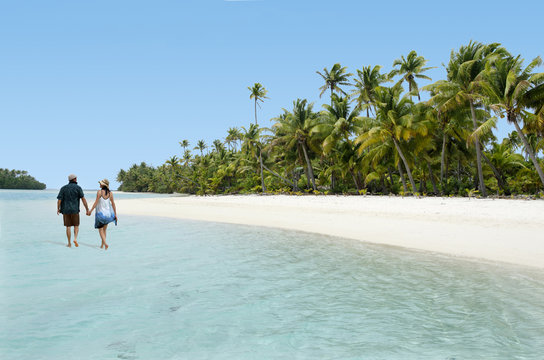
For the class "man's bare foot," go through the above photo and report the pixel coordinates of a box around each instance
[74,240,79,247]
[100,245,104,249]
[67,243,71,247]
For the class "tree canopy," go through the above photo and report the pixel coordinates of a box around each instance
[0,169,46,190]
[118,41,544,198]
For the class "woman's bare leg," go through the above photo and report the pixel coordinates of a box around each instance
[103,224,108,250]
[99,224,109,250]
[99,227,106,249]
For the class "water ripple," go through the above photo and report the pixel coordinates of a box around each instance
[1,194,544,359]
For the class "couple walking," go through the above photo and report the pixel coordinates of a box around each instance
[56,174,117,250]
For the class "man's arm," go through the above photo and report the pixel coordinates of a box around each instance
[57,187,64,215]
[82,197,90,214]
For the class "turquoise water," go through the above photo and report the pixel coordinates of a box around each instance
[1,190,544,359]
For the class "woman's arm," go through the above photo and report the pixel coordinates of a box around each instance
[88,191,100,215]
[110,192,117,219]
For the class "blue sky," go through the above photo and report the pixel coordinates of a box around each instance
[1,0,542,190]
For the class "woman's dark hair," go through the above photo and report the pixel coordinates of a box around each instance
[101,185,110,196]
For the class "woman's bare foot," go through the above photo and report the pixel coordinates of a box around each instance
[66,243,71,247]
[104,244,109,250]
[74,240,79,247]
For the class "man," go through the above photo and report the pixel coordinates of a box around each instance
[57,174,89,247]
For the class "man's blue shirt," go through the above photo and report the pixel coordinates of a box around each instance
[57,182,84,214]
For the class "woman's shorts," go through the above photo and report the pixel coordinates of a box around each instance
[63,213,80,227]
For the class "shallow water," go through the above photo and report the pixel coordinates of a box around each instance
[1,190,544,359]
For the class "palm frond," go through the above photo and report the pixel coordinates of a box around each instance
[467,117,497,147]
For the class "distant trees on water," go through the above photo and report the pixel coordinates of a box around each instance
[118,41,544,197]
[0,169,46,190]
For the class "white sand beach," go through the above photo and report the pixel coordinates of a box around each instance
[117,195,544,268]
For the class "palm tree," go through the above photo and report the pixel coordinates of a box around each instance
[428,41,508,196]
[179,139,190,153]
[316,94,363,155]
[351,65,390,117]
[182,149,192,167]
[226,127,242,151]
[425,82,474,190]
[166,156,181,190]
[241,124,266,193]
[272,99,319,190]
[356,85,428,194]
[360,136,404,193]
[390,50,434,100]
[195,139,207,157]
[482,55,544,187]
[212,139,225,153]
[485,139,526,194]
[316,63,353,105]
[166,156,179,168]
[248,83,268,125]
[309,95,362,191]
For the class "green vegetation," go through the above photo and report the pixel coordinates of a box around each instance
[0,169,46,190]
[118,41,544,197]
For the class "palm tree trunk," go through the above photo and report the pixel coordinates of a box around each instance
[254,99,258,125]
[303,165,311,189]
[350,170,361,192]
[440,132,446,189]
[357,171,364,190]
[327,157,336,192]
[387,166,394,188]
[292,170,300,191]
[481,152,509,194]
[512,119,544,187]
[415,158,424,193]
[262,164,294,188]
[300,141,317,190]
[457,158,461,182]
[259,149,266,193]
[393,138,417,194]
[427,161,438,194]
[469,101,487,197]
[397,161,408,194]
[418,166,425,194]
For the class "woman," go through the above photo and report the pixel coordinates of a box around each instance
[88,179,117,250]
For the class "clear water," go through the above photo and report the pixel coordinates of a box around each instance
[1,190,543,359]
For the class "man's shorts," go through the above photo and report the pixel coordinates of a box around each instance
[63,213,80,227]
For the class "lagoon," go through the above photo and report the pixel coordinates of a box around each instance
[1,190,543,359]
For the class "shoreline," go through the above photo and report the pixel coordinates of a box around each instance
[117,195,544,269]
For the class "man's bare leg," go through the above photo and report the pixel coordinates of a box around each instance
[66,226,72,247]
[73,226,79,247]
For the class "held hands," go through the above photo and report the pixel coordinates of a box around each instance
[86,210,92,216]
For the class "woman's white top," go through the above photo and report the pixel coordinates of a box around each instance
[96,196,114,218]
